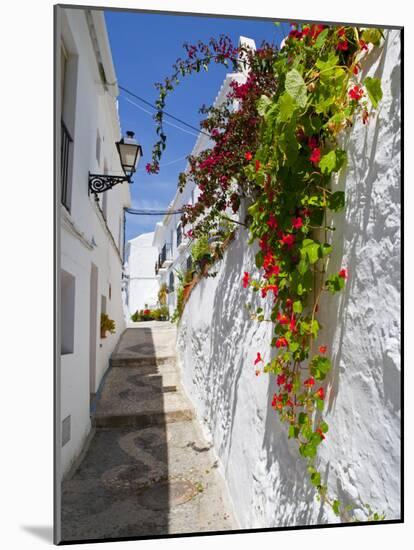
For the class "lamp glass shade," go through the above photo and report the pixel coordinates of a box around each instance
[116,133,142,176]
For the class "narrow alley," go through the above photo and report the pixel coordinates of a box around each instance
[61,322,236,541]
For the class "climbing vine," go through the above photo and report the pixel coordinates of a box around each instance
[148,23,385,522]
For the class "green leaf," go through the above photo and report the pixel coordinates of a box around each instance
[319,149,347,175]
[361,28,382,47]
[364,77,383,109]
[297,257,310,275]
[320,243,333,257]
[327,191,345,212]
[298,412,308,425]
[285,69,307,108]
[333,499,341,516]
[288,424,299,439]
[278,92,297,122]
[301,239,320,264]
[325,274,346,294]
[289,341,299,353]
[293,300,303,314]
[315,28,329,49]
[316,53,339,72]
[255,250,264,268]
[319,420,329,433]
[316,397,324,412]
[257,94,272,116]
[311,472,321,487]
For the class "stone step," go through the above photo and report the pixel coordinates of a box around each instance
[92,408,193,428]
[110,356,176,368]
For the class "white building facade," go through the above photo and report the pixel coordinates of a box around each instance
[57,7,133,478]
[124,232,159,315]
[153,38,255,317]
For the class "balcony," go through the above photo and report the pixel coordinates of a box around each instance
[161,243,173,267]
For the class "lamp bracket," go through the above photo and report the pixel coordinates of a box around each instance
[88,173,132,200]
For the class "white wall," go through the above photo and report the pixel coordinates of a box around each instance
[58,8,131,478]
[177,30,401,527]
[125,232,159,313]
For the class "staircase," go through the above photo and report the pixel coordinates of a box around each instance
[93,322,194,428]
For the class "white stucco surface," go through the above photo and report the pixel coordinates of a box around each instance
[58,8,130,478]
[125,232,159,313]
[177,30,401,527]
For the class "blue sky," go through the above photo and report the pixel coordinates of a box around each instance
[105,10,288,242]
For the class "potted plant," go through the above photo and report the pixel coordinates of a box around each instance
[101,313,116,338]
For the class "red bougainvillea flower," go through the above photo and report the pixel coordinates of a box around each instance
[277,312,290,324]
[316,428,326,440]
[254,352,263,365]
[242,271,250,288]
[276,337,288,348]
[143,309,151,315]
[353,63,361,75]
[286,298,293,309]
[337,39,349,51]
[285,383,293,393]
[261,285,279,298]
[286,399,294,408]
[277,373,286,386]
[145,162,159,174]
[337,27,346,37]
[267,213,278,230]
[308,136,318,150]
[255,159,261,172]
[281,233,295,248]
[263,252,275,269]
[267,264,281,277]
[289,316,297,333]
[359,39,368,51]
[245,151,253,161]
[292,217,303,229]
[316,387,325,400]
[339,268,348,279]
[348,85,364,101]
[301,207,311,218]
[310,147,321,165]
[319,345,327,354]
[304,376,315,388]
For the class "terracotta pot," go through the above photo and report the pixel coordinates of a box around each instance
[100,327,107,339]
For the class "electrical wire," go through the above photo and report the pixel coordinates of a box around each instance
[122,96,201,139]
[119,84,211,138]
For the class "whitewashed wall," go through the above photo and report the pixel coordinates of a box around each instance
[125,232,159,313]
[59,8,131,478]
[177,30,401,527]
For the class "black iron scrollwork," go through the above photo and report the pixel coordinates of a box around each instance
[88,173,131,200]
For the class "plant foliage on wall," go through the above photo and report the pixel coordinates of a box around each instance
[147,23,384,521]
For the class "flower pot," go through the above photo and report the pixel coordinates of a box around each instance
[100,328,107,339]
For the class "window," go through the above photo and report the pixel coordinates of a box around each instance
[169,271,174,292]
[96,130,101,165]
[186,255,193,271]
[101,295,107,316]
[61,269,76,354]
[60,39,77,212]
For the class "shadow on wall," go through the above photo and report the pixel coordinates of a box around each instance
[182,30,400,527]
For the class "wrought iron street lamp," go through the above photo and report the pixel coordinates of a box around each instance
[88,131,142,199]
